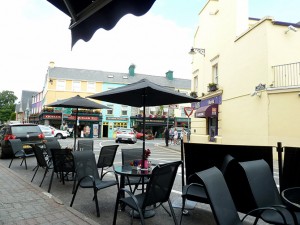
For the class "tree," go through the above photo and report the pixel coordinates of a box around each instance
[0,91,17,123]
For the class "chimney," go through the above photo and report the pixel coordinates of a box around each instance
[166,70,173,80]
[49,61,55,68]
[129,64,136,76]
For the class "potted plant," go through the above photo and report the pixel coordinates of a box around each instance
[208,83,218,92]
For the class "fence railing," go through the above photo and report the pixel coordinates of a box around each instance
[272,62,300,88]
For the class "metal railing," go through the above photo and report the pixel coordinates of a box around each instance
[272,62,300,88]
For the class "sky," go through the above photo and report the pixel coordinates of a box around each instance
[0,0,299,101]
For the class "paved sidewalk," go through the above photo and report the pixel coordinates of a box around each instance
[0,162,98,225]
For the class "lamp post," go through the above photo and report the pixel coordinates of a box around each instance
[189,47,205,57]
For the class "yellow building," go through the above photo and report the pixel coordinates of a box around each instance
[190,0,300,147]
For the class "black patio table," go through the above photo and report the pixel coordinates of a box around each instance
[114,165,155,218]
[281,187,300,211]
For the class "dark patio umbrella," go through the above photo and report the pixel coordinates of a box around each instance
[88,78,199,167]
[47,95,110,149]
[47,0,156,48]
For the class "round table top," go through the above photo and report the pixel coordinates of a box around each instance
[281,187,300,211]
[114,165,153,177]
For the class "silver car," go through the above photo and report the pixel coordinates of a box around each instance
[115,128,137,144]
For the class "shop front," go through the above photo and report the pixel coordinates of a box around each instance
[37,111,103,138]
[194,95,221,142]
[130,116,175,138]
[103,116,129,139]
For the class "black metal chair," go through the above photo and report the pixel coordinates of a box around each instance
[239,159,299,225]
[198,166,289,225]
[70,151,118,217]
[121,148,149,193]
[31,145,52,187]
[113,160,182,225]
[8,139,34,170]
[77,139,93,151]
[44,137,61,164]
[48,148,75,193]
[97,145,119,180]
[180,154,236,225]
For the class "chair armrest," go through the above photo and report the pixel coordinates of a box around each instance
[183,182,204,195]
[242,206,290,225]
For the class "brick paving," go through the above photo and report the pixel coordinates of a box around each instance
[0,163,98,225]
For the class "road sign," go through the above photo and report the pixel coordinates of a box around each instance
[184,107,194,117]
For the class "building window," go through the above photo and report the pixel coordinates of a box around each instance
[56,80,66,91]
[121,105,128,116]
[87,82,96,92]
[212,63,218,84]
[107,104,114,115]
[193,75,198,92]
[72,81,81,92]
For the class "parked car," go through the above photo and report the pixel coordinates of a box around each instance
[48,125,69,139]
[38,125,55,138]
[0,123,45,159]
[115,128,137,144]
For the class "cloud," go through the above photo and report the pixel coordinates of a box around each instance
[0,1,194,100]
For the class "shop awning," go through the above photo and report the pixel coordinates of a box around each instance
[195,104,218,118]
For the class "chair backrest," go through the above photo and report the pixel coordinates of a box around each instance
[77,139,94,151]
[121,148,143,166]
[50,148,74,173]
[72,151,100,182]
[45,138,61,157]
[239,159,283,207]
[143,161,182,207]
[97,145,119,169]
[33,146,48,168]
[197,167,243,225]
[9,139,24,154]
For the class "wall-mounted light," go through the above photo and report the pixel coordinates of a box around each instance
[189,47,205,57]
[285,25,298,34]
[49,79,53,85]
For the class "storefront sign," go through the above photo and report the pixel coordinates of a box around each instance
[43,114,61,120]
[67,115,99,121]
[106,117,128,121]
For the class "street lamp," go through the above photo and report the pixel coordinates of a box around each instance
[189,47,205,57]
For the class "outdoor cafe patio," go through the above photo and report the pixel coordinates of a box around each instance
[2,136,299,225]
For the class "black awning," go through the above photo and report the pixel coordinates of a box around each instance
[195,104,218,118]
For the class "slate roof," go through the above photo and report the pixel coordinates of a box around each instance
[15,90,38,113]
[48,67,191,90]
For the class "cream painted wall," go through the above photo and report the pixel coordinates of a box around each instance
[190,0,300,147]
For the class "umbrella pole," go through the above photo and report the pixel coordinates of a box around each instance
[142,93,146,168]
[73,109,78,150]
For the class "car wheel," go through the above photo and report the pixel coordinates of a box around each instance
[56,133,63,139]
[115,140,118,143]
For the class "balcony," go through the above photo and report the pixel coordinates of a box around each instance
[272,62,300,88]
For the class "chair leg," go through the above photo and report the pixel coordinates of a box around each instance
[8,158,14,168]
[70,183,80,207]
[40,167,49,187]
[112,191,121,225]
[48,170,55,193]
[93,187,100,217]
[23,158,28,170]
[168,199,179,225]
[179,196,187,225]
[31,165,39,182]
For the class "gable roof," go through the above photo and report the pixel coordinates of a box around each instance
[48,66,191,90]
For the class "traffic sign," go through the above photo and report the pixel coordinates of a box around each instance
[184,107,194,117]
